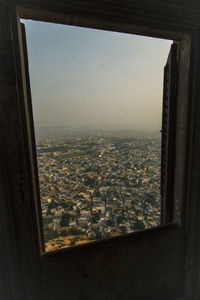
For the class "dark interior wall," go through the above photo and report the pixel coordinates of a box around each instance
[1,1,200,299]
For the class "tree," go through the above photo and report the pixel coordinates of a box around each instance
[106,219,114,227]
[48,200,57,209]
[134,220,145,231]
[67,227,83,235]
[44,229,60,242]
[60,202,68,208]
[60,213,70,227]
[92,214,100,223]
[70,238,77,246]
[120,226,127,234]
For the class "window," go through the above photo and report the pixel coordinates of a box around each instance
[23,20,173,251]
[2,1,194,299]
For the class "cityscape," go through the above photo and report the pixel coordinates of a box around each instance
[36,127,161,251]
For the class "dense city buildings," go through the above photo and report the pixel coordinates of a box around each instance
[36,127,161,251]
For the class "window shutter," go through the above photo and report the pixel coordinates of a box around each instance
[20,22,45,251]
[161,43,178,224]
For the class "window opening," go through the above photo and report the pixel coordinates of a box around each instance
[23,20,172,252]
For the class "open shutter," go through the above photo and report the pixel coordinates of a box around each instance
[20,22,45,251]
[161,43,178,224]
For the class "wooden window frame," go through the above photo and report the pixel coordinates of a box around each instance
[2,1,200,298]
[14,5,190,253]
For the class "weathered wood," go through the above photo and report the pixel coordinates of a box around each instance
[161,43,178,224]
[180,29,200,299]
[43,225,181,300]
[17,7,188,41]
[15,0,194,42]
[20,21,45,253]
[0,5,23,298]
[0,6,44,300]
[14,0,200,28]
[9,11,45,299]
[0,85,22,300]
[1,0,200,299]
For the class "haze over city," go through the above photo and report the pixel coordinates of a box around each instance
[23,20,171,130]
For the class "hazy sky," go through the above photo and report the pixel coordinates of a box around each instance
[23,20,172,128]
